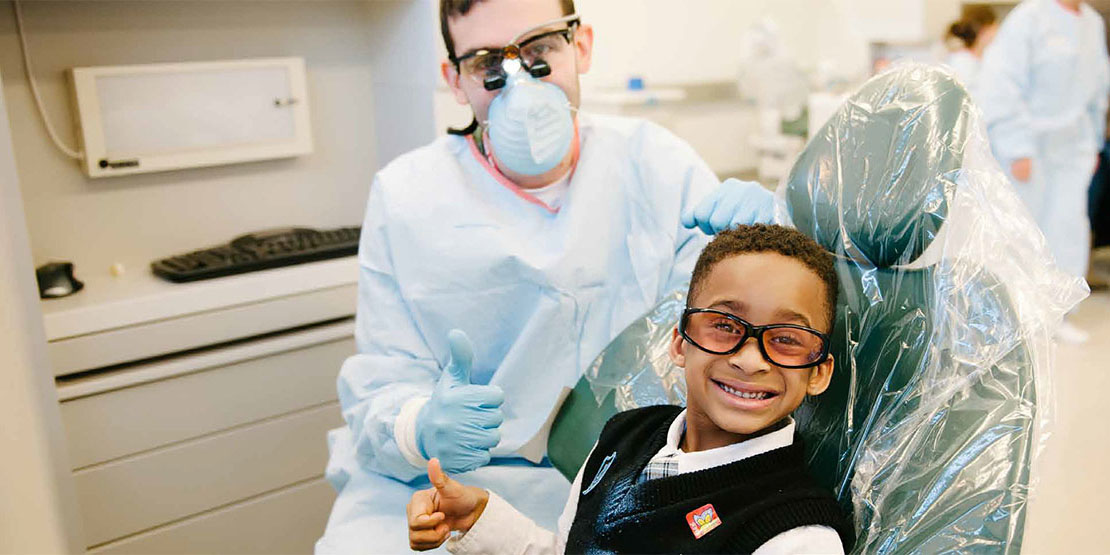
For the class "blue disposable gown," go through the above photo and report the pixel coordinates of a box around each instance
[977,0,1110,277]
[316,113,717,553]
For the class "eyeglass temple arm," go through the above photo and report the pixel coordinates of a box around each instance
[508,14,580,45]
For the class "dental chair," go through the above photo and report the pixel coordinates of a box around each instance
[546,65,1085,553]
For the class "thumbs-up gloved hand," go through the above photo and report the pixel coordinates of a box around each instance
[407,458,490,551]
[415,330,505,474]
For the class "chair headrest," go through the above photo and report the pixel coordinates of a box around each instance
[785,65,975,268]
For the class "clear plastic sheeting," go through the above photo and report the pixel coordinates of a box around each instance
[583,289,687,409]
[580,64,1087,553]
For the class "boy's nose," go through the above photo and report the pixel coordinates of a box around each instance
[727,337,771,375]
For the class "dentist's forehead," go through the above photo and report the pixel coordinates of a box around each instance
[448,0,565,55]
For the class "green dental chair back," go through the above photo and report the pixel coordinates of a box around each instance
[547,65,1042,553]
[786,66,1037,554]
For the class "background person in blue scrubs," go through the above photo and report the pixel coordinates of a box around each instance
[978,0,1110,342]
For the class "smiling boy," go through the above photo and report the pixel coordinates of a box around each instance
[407,224,856,554]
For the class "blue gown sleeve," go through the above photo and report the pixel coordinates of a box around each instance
[653,127,717,297]
[336,178,438,483]
[977,7,1037,164]
[664,167,716,296]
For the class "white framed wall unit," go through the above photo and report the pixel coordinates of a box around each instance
[68,57,313,178]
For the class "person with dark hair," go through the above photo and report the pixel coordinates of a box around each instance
[944,5,998,90]
[407,225,854,554]
[316,1,777,552]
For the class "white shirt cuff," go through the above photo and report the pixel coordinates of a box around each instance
[447,491,555,555]
[752,525,845,555]
[394,396,430,470]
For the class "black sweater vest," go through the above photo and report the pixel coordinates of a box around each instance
[565,405,855,554]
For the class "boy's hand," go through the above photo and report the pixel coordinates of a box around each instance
[407,458,490,551]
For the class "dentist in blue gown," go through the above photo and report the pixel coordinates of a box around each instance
[315,1,774,552]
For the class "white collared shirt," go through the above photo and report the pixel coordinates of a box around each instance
[447,409,845,555]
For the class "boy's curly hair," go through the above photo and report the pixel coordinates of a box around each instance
[687,224,838,329]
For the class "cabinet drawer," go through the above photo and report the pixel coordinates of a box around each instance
[49,284,356,376]
[75,403,342,547]
[89,478,335,554]
[60,321,353,469]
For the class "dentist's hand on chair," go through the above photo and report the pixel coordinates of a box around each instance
[407,458,489,550]
[415,330,504,474]
[682,178,776,235]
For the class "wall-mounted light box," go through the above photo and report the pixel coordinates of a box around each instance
[68,57,313,178]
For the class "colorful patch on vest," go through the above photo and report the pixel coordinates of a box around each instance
[582,451,616,496]
[686,503,722,539]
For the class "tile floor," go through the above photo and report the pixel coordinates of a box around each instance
[1021,290,1110,553]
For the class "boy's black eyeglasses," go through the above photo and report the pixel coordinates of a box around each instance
[679,308,831,369]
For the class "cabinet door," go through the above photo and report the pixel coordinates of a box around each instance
[60,322,352,469]
[89,479,335,555]
[75,403,342,547]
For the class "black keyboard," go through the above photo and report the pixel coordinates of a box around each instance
[151,226,361,283]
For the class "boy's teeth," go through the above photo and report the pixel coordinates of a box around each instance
[719,382,769,400]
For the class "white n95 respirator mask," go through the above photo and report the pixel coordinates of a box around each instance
[485,72,574,176]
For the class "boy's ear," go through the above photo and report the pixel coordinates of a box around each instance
[669,326,686,368]
[806,354,834,396]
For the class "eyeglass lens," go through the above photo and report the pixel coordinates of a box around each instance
[682,311,826,367]
[459,29,572,84]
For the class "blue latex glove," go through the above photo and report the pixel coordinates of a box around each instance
[415,330,505,474]
[681,178,775,235]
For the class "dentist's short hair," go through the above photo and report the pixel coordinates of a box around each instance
[440,0,577,62]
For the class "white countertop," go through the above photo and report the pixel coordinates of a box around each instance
[583,87,688,106]
[40,256,360,341]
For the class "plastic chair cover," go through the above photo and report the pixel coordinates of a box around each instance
[547,64,1086,553]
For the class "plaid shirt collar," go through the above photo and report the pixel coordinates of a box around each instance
[637,410,795,484]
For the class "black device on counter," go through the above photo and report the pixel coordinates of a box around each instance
[151,226,361,283]
[36,261,84,298]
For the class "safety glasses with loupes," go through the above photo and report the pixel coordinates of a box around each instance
[451,14,580,91]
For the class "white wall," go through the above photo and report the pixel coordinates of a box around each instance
[575,0,853,89]
[0,68,84,553]
[1,1,434,277]
[575,0,961,90]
